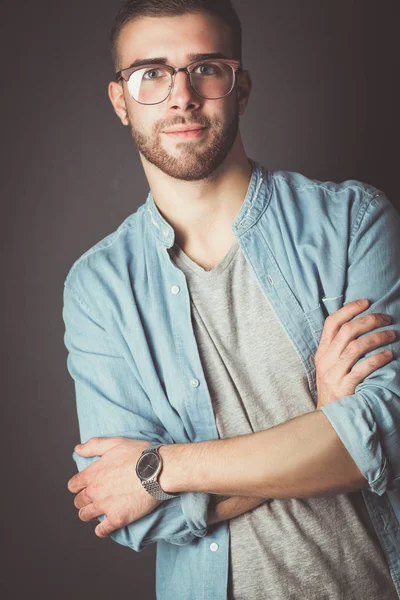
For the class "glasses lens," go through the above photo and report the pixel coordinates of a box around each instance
[190,61,234,99]
[125,61,235,104]
[127,66,172,104]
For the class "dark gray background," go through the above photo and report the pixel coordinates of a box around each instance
[2,1,399,599]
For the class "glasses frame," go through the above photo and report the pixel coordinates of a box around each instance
[115,58,242,105]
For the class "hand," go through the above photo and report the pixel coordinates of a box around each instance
[314,298,395,410]
[207,495,265,526]
[67,437,162,538]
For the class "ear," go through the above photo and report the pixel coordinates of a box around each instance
[108,80,129,126]
[236,69,252,116]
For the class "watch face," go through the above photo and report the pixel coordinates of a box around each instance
[137,451,160,480]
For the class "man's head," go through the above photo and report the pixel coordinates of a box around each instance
[108,0,252,181]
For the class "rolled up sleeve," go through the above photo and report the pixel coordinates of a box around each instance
[321,191,400,496]
[62,282,209,551]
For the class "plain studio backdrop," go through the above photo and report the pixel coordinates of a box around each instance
[1,1,399,599]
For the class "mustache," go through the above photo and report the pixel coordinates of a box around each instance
[155,115,212,134]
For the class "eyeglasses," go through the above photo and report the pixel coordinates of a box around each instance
[115,58,242,105]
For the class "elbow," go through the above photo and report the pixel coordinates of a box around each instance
[320,388,400,497]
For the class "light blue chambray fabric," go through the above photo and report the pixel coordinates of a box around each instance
[63,159,400,599]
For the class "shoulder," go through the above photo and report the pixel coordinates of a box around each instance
[269,168,385,228]
[63,205,145,303]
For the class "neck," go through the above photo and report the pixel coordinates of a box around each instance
[140,134,253,256]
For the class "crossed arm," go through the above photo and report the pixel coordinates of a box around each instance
[157,410,367,500]
[65,191,400,543]
[70,407,368,538]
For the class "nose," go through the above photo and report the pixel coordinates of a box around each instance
[167,70,202,111]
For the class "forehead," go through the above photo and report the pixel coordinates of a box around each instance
[117,12,234,68]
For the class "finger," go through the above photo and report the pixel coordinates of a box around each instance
[316,298,370,357]
[68,472,88,494]
[74,488,91,510]
[68,456,102,492]
[78,503,102,523]
[346,349,394,385]
[329,314,392,358]
[75,436,124,457]
[339,329,396,366]
[328,330,395,384]
[95,517,116,538]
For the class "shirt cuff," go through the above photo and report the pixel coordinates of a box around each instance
[320,393,388,496]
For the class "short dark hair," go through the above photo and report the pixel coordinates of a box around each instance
[109,0,242,73]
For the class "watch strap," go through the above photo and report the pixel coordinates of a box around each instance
[140,445,180,500]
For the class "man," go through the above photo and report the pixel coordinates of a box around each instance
[63,1,400,598]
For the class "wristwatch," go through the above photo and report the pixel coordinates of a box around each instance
[136,444,180,501]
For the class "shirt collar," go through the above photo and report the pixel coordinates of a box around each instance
[144,158,271,247]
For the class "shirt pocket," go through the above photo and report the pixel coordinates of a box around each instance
[305,293,344,336]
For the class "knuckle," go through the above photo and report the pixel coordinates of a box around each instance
[366,354,383,368]
[368,313,383,326]
[342,339,360,357]
[90,480,99,492]
[324,314,335,328]
[109,517,120,530]
[347,367,361,379]
[110,513,123,529]
[340,322,352,336]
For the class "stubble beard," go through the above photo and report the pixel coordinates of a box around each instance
[126,105,240,182]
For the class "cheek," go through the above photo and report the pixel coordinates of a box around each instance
[127,105,154,131]
[212,98,238,125]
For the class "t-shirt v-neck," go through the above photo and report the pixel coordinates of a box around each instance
[168,239,240,281]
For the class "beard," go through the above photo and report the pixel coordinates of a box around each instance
[126,103,239,181]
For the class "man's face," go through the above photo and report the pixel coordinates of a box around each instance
[109,12,250,181]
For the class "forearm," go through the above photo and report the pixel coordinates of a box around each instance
[159,410,368,498]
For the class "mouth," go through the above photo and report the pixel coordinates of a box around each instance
[163,127,207,139]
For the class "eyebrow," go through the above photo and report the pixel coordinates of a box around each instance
[125,52,229,70]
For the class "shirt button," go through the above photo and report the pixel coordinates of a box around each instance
[163,229,169,237]
[267,275,274,286]
[210,542,219,552]
[191,378,200,387]
[171,285,180,294]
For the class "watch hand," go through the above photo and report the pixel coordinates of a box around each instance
[143,465,154,475]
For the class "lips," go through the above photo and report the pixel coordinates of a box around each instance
[164,126,206,133]
[163,126,207,140]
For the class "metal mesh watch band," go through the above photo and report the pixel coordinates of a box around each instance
[140,445,180,500]
[142,478,180,500]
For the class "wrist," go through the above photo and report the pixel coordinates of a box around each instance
[158,443,185,494]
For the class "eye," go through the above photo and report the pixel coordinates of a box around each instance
[193,63,217,75]
[143,68,166,80]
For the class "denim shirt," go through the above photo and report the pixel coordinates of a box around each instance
[63,159,400,599]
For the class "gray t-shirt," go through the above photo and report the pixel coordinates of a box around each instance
[168,239,397,600]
